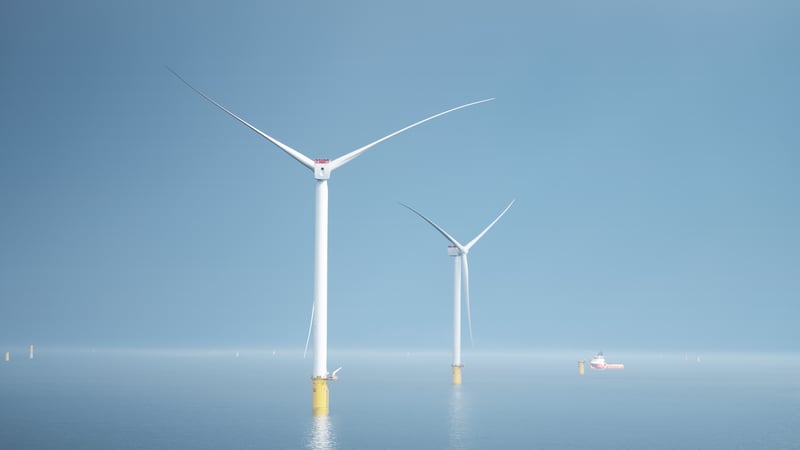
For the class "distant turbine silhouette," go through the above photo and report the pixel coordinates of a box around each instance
[402,200,514,384]
[170,66,493,414]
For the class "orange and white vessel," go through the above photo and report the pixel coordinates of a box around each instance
[589,352,624,370]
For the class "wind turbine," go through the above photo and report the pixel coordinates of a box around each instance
[169,68,493,415]
[402,200,514,384]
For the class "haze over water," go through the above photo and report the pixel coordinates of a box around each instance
[1,348,797,449]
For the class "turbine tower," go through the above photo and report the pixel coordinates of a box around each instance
[402,200,514,384]
[170,68,492,415]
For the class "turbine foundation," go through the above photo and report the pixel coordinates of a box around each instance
[311,377,330,416]
[452,365,463,385]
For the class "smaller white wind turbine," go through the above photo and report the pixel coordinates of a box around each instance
[402,200,514,384]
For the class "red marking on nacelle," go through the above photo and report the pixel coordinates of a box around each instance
[315,159,330,164]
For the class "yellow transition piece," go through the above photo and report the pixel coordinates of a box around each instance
[311,377,330,416]
[452,365,463,385]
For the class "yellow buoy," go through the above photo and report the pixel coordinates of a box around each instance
[452,365,463,385]
[4,352,9,362]
[311,377,329,416]
[578,360,585,375]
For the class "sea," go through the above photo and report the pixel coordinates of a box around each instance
[1,348,798,449]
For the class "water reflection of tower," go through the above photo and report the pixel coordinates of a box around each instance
[307,416,336,450]
[448,386,469,449]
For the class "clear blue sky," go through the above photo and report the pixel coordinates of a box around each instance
[1,0,797,352]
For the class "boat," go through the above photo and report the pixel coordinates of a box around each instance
[589,352,624,370]
[589,352,607,369]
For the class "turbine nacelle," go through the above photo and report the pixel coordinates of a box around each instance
[314,159,331,180]
[447,245,462,256]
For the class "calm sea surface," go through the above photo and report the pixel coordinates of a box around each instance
[1,349,798,449]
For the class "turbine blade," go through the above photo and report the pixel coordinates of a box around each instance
[400,202,465,251]
[462,254,474,347]
[329,98,495,170]
[168,67,315,170]
[464,199,515,251]
[303,302,315,359]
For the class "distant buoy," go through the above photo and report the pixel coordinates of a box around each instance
[29,344,34,359]
[578,360,585,375]
[4,352,9,362]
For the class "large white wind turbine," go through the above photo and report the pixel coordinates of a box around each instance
[170,68,492,415]
[402,200,514,384]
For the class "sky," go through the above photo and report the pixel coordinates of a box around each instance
[1,0,798,353]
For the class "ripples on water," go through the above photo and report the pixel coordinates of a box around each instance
[307,416,335,450]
